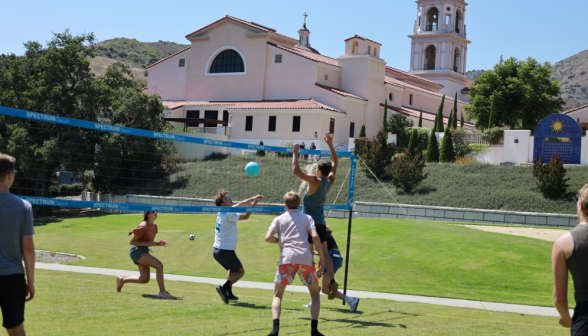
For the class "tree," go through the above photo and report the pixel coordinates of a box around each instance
[453,92,459,129]
[432,110,438,133]
[461,114,464,128]
[418,109,423,127]
[387,113,414,135]
[407,129,419,154]
[387,148,429,193]
[439,127,455,163]
[383,100,388,133]
[256,140,265,156]
[0,30,176,212]
[359,124,366,137]
[447,109,453,130]
[436,94,445,132]
[464,57,565,130]
[358,131,396,179]
[488,95,496,129]
[426,131,439,163]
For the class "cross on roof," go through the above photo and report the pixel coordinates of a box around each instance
[303,12,308,23]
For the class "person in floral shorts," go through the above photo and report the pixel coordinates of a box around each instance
[264,191,325,336]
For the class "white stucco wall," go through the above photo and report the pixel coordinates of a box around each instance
[147,49,190,100]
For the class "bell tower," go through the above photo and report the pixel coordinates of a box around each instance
[297,12,311,48]
[408,0,471,101]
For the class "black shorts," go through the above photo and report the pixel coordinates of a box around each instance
[573,301,588,336]
[308,223,328,244]
[213,248,243,273]
[0,274,26,329]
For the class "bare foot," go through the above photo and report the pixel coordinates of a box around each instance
[116,276,124,292]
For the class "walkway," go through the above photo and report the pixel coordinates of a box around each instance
[36,263,566,317]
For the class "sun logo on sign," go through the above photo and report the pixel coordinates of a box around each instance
[551,118,565,134]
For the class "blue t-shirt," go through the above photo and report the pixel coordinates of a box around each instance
[302,178,330,225]
[0,193,34,275]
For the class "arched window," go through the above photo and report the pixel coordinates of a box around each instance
[427,7,439,31]
[352,41,358,54]
[455,10,462,33]
[453,48,461,73]
[209,49,244,73]
[425,45,436,70]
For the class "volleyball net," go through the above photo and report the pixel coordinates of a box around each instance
[0,106,357,214]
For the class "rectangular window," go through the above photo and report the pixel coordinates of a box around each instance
[204,110,218,127]
[368,46,371,55]
[268,116,276,132]
[245,116,253,131]
[329,118,335,134]
[445,15,451,25]
[223,110,229,123]
[409,94,413,105]
[275,54,282,63]
[292,116,301,132]
[179,58,185,67]
[186,110,199,127]
[374,47,378,57]
[325,74,328,81]
[349,122,355,138]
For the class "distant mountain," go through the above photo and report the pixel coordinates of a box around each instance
[88,38,189,87]
[466,69,487,81]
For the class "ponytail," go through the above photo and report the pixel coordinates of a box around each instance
[127,211,151,236]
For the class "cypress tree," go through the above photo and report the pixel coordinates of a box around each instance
[426,130,439,162]
[432,110,438,133]
[461,113,464,128]
[447,109,453,130]
[436,94,445,132]
[488,95,496,129]
[359,124,366,137]
[383,100,388,133]
[439,127,455,163]
[418,109,423,127]
[256,140,266,156]
[453,92,459,129]
[407,128,419,154]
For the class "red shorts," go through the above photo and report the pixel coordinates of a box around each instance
[275,263,318,286]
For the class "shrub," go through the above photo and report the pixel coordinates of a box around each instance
[276,140,294,158]
[426,131,439,163]
[256,141,265,157]
[398,127,429,152]
[439,128,455,163]
[49,183,84,197]
[204,152,230,161]
[358,131,397,178]
[481,127,505,145]
[455,157,477,164]
[407,129,418,154]
[387,113,414,135]
[359,124,366,137]
[386,148,429,193]
[533,154,570,199]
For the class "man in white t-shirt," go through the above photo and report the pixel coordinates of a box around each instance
[264,191,325,336]
[213,189,264,304]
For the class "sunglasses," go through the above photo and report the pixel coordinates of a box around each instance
[576,194,580,201]
[226,195,232,201]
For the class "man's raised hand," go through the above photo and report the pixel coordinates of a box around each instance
[293,143,300,154]
[324,132,334,144]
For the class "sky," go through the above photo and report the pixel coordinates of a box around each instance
[1,0,587,72]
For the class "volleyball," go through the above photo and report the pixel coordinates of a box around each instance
[244,162,260,177]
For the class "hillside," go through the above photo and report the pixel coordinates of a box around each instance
[552,49,588,110]
[94,38,189,68]
[466,69,487,81]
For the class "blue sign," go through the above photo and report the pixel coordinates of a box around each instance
[533,114,582,164]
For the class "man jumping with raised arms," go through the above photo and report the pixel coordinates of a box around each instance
[292,132,339,300]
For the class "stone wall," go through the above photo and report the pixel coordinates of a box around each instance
[353,201,576,227]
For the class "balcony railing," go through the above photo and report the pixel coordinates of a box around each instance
[425,24,438,32]
[454,133,504,146]
[424,64,436,70]
[187,127,219,134]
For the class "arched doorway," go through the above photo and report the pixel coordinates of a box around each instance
[533,114,582,164]
[425,45,436,70]
[455,10,463,33]
[426,7,439,31]
[453,48,461,73]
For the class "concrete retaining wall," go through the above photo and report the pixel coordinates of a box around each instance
[353,201,576,227]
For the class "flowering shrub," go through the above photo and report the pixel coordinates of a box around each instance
[481,127,505,145]
[454,157,477,164]
[532,154,570,199]
[386,148,429,193]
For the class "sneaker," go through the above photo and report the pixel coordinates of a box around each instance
[348,297,360,313]
[227,288,239,301]
[328,280,339,300]
[157,291,175,299]
[303,301,312,308]
[216,285,229,304]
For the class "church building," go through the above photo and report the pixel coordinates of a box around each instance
[146,0,473,150]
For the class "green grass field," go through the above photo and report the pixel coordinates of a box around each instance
[33,213,570,307]
[153,155,588,214]
[25,270,566,335]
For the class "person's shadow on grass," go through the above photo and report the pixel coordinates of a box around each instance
[141,294,183,300]
[232,302,298,312]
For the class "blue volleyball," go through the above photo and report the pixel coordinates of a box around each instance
[245,162,260,177]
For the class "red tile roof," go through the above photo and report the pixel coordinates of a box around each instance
[268,42,340,67]
[146,47,191,69]
[162,99,344,114]
[344,35,382,46]
[563,103,588,114]
[385,76,468,105]
[385,67,444,88]
[142,87,148,92]
[381,103,474,128]
[185,15,297,42]
[315,83,366,101]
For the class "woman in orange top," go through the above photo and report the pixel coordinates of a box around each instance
[116,211,174,298]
